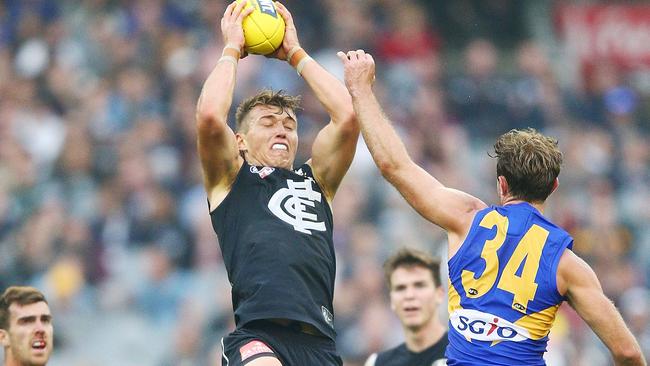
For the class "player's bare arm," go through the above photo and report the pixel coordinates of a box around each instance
[337,50,486,253]
[196,1,253,209]
[557,249,646,366]
[270,3,359,203]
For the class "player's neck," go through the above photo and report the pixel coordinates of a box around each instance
[245,155,293,170]
[502,197,546,214]
[404,319,446,353]
[4,355,25,366]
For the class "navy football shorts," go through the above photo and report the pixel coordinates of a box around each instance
[221,320,342,366]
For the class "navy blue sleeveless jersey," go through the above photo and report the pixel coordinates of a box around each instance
[446,203,573,365]
[210,161,336,340]
[374,332,448,366]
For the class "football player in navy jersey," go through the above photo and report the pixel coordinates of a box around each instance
[196,2,359,366]
[338,50,645,366]
[365,248,447,366]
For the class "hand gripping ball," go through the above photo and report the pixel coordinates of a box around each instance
[238,0,285,55]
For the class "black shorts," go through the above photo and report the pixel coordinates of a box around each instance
[221,320,342,366]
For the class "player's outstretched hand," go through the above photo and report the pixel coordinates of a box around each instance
[337,49,376,96]
[268,2,300,60]
[221,1,254,57]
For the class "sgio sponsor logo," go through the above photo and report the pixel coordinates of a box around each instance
[450,309,530,342]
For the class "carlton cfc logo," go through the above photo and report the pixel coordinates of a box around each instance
[450,309,531,343]
[268,179,325,235]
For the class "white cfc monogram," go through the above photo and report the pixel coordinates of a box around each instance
[268,179,326,235]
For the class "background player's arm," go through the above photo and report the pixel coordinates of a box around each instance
[558,250,646,366]
[338,51,486,248]
[271,3,359,202]
[195,2,251,208]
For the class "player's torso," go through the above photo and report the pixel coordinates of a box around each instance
[446,203,573,365]
[210,161,337,337]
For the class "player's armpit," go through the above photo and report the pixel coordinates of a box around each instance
[558,250,646,366]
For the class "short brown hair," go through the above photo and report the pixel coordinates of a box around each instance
[383,248,442,288]
[492,128,563,203]
[0,286,48,330]
[235,89,302,133]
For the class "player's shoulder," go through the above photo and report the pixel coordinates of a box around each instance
[528,205,572,240]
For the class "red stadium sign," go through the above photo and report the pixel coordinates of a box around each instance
[557,5,650,68]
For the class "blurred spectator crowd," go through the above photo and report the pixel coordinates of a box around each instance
[0,0,649,365]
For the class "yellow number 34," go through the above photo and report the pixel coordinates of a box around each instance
[461,210,549,314]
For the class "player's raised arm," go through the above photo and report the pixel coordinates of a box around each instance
[558,250,646,366]
[195,1,253,209]
[269,3,359,202]
[338,50,486,246]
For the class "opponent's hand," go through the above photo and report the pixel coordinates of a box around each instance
[267,2,300,60]
[337,49,376,95]
[220,1,254,56]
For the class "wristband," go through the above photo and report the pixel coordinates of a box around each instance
[222,49,240,61]
[295,56,314,76]
[218,55,238,67]
[223,44,241,56]
[286,46,302,63]
[289,49,308,68]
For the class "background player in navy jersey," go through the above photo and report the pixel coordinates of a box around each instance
[0,287,53,366]
[365,248,448,366]
[338,50,646,366]
[196,2,358,366]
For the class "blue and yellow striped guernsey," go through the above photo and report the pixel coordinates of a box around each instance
[446,202,573,365]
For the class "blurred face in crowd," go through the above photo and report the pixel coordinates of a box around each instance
[1,301,53,366]
[237,105,299,170]
[389,265,444,331]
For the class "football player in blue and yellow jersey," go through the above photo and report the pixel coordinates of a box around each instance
[338,50,646,366]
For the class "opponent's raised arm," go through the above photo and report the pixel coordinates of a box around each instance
[269,3,359,202]
[558,251,646,366]
[196,1,253,208]
[337,50,486,243]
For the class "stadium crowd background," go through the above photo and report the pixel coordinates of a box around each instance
[1,0,649,365]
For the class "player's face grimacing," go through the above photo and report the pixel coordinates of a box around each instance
[239,105,299,170]
[3,301,53,366]
[390,266,443,330]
